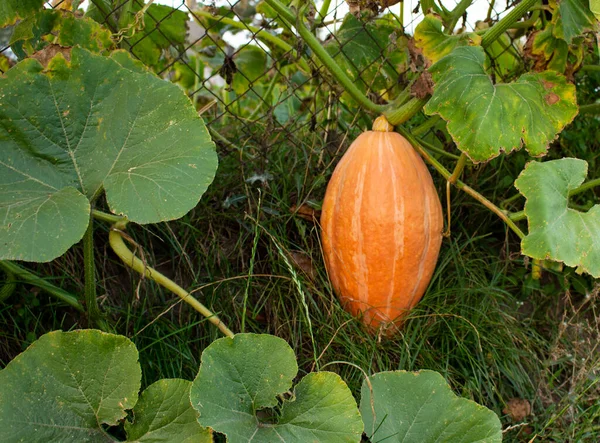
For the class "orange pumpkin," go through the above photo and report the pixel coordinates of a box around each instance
[321,116,443,332]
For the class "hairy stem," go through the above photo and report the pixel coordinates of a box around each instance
[481,0,539,49]
[0,261,84,311]
[264,0,384,113]
[109,221,234,337]
[384,97,429,126]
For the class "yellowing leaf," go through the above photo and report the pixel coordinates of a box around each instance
[414,15,481,64]
[551,0,598,43]
[424,46,578,162]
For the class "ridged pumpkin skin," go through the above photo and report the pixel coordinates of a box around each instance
[321,117,443,332]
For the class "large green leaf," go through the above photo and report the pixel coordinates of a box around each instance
[515,158,600,278]
[0,0,44,27]
[0,47,217,262]
[552,0,598,43]
[125,379,212,442]
[360,371,502,443]
[325,14,404,93]
[190,333,363,442]
[0,329,141,442]
[424,46,578,162]
[10,9,114,59]
[414,15,481,64]
[127,4,189,67]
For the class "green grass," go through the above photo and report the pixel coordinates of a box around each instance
[1,108,600,442]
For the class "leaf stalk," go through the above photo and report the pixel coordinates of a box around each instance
[396,127,526,239]
[108,221,234,337]
[0,261,84,311]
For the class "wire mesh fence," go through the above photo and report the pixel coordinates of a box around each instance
[0,0,526,169]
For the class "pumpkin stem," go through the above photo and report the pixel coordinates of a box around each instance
[372,115,394,132]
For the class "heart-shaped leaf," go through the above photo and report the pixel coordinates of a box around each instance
[551,0,598,43]
[424,46,578,162]
[515,158,600,278]
[0,329,142,442]
[190,333,363,442]
[0,47,217,262]
[0,0,44,27]
[125,379,212,442]
[414,15,481,64]
[360,371,502,443]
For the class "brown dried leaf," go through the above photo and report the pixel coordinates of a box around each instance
[289,251,316,281]
[407,38,428,71]
[290,203,321,222]
[411,71,434,99]
[31,44,71,68]
[503,398,531,421]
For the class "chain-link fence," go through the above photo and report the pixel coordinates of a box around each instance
[0,0,526,169]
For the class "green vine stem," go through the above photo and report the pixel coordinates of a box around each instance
[418,137,461,160]
[263,0,385,114]
[421,0,448,19]
[190,10,311,73]
[396,127,526,239]
[384,97,429,126]
[449,153,469,184]
[83,217,106,329]
[446,0,473,31]
[510,9,540,29]
[570,177,600,196]
[580,65,600,72]
[0,267,16,303]
[481,0,539,48]
[579,103,600,115]
[500,192,523,209]
[0,261,84,311]
[108,220,234,338]
[443,153,469,236]
[316,0,332,25]
[92,209,126,224]
[412,115,441,136]
[509,210,526,221]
